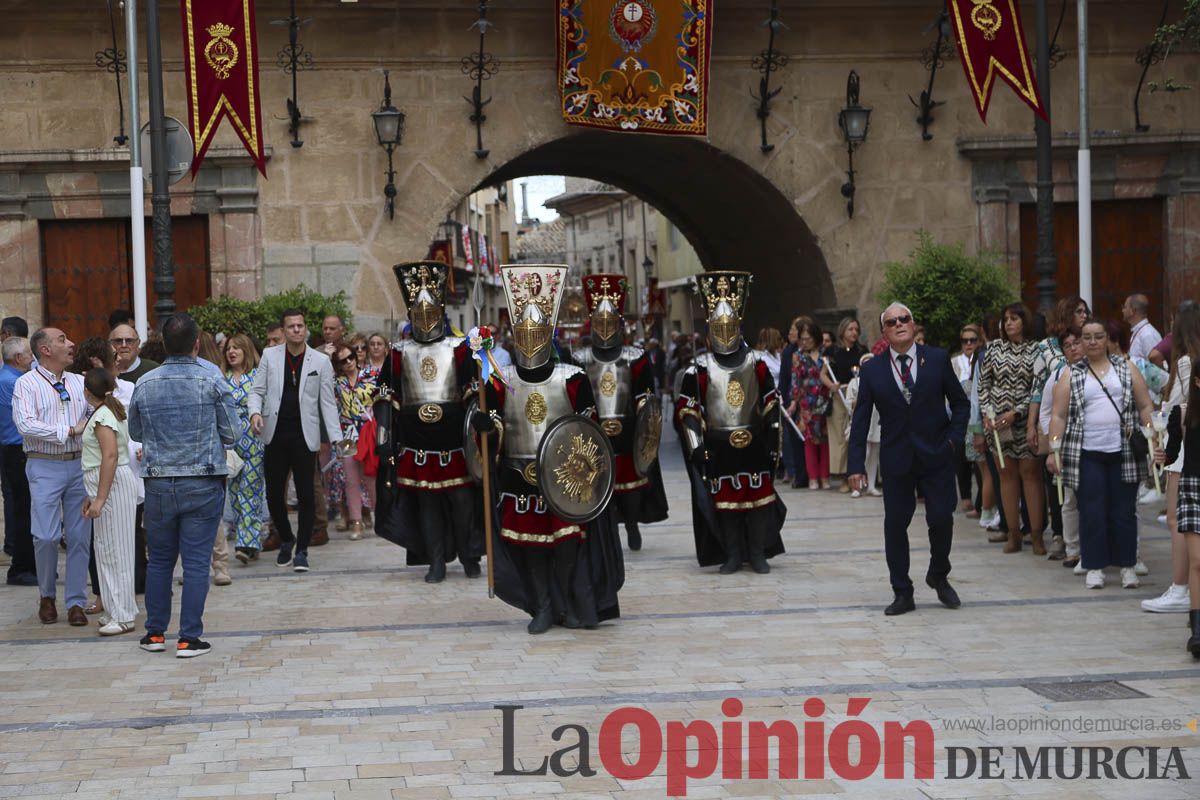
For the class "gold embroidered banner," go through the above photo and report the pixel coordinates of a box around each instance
[557,0,713,135]
[949,0,1046,122]
[180,0,266,176]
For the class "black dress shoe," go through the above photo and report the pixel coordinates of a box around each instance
[884,594,916,616]
[926,577,961,609]
[462,560,482,579]
[6,572,38,586]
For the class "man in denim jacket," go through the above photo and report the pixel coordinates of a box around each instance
[129,313,239,658]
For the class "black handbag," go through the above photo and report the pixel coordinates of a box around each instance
[1088,363,1149,459]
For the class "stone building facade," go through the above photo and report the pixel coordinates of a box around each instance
[1,0,1197,341]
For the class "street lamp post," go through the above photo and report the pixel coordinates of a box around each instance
[145,0,176,322]
[371,70,405,220]
[837,71,872,219]
[1034,0,1057,315]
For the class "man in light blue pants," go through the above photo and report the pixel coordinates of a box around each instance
[12,328,91,625]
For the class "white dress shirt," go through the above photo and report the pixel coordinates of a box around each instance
[1128,319,1162,363]
[12,365,90,455]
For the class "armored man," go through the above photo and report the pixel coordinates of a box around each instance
[473,265,625,635]
[374,262,483,583]
[573,274,669,550]
[675,271,786,574]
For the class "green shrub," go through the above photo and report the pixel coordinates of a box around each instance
[188,285,353,341]
[878,232,1017,350]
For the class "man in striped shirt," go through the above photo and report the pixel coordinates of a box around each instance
[12,328,92,625]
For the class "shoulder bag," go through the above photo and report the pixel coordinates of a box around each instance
[1087,363,1149,459]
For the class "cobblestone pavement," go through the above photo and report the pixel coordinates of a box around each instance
[1,437,1197,799]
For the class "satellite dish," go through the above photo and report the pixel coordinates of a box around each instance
[140,116,194,185]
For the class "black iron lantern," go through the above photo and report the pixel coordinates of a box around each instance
[371,70,405,219]
[837,70,871,219]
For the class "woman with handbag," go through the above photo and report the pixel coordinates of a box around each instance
[223,334,266,564]
[978,303,1044,554]
[1048,319,1161,589]
[333,345,378,540]
[789,321,831,490]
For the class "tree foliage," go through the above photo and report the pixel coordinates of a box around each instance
[878,232,1017,351]
[1151,0,1198,93]
[188,285,353,341]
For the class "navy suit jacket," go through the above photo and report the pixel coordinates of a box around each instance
[847,344,969,478]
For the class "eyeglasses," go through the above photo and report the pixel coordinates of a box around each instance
[109,337,138,346]
[960,336,978,344]
[883,314,912,328]
[52,381,70,403]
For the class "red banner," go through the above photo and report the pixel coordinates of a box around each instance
[949,0,1046,122]
[180,0,266,176]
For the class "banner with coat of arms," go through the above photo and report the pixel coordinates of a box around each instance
[949,0,1046,122]
[180,0,266,176]
[557,0,713,135]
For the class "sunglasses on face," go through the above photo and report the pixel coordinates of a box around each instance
[961,336,978,344]
[883,314,912,328]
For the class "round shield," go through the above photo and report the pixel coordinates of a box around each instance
[536,415,615,523]
[633,397,663,478]
[463,397,485,484]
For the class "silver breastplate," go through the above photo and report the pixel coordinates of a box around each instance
[399,338,462,407]
[502,364,580,459]
[582,348,634,420]
[702,352,760,430]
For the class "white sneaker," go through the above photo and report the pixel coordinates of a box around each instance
[1120,568,1140,589]
[869,488,883,497]
[1138,487,1164,505]
[98,620,135,636]
[978,509,997,528]
[1073,562,1087,575]
[1134,561,1150,576]
[1086,569,1105,589]
[1141,584,1190,613]
[850,490,862,499]
[1157,513,1168,524]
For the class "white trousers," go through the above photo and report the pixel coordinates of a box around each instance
[83,465,139,625]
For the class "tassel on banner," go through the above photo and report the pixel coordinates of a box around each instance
[180,0,267,176]
[949,0,1046,122]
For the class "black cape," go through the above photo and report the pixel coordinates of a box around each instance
[679,441,787,568]
[490,505,626,626]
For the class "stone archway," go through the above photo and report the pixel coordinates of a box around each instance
[474,133,834,334]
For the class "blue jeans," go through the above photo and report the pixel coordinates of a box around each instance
[1077,450,1138,571]
[143,476,225,640]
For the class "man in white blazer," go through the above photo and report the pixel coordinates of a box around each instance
[249,309,341,573]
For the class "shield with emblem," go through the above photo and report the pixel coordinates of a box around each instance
[633,397,663,477]
[463,397,486,484]
[536,415,615,523]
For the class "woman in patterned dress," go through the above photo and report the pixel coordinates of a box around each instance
[223,334,266,563]
[788,321,831,490]
[979,303,1045,555]
[333,345,378,540]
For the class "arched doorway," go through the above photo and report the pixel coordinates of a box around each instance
[473,132,834,334]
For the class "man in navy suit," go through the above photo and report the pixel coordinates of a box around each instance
[848,303,970,615]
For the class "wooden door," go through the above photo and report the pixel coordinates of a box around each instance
[41,220,131,342]
[1019,199,1165,326]
[42,217,210,340]
[140,215,211,330]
